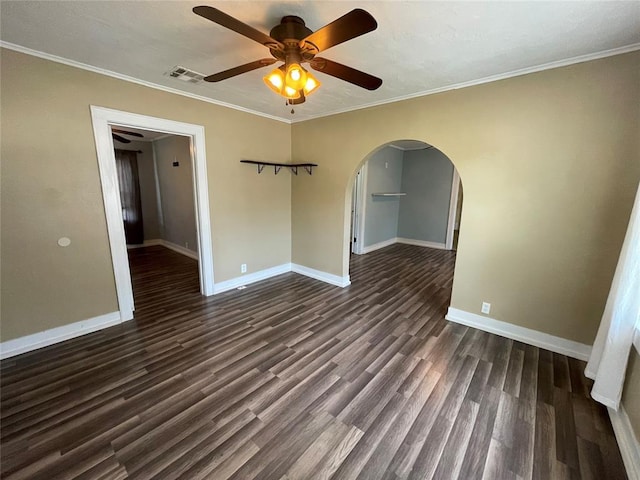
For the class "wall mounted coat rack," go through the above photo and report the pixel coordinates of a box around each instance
[241,160,318,175]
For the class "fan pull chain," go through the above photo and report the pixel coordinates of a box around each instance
[285,101,295,115]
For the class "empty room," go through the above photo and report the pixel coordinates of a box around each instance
[1,2,639,479]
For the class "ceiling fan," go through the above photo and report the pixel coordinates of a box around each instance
[112,128,144,144]
[193,6,382,105]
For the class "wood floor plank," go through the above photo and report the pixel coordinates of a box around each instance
[284,418,352,479]
[0,244,627,479]
[387,353,467,478]
[311,424,365,480]
[331,392,407,479]
[406,355,479,480]
[431,398,480,480]
[533,401,557,480]
[158,415,264,479]
[554,387,581,470]
[482,438,517,480]
[354,367,441,480]
[457,384,502,480]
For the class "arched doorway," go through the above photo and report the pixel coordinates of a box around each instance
[346,139,463,282]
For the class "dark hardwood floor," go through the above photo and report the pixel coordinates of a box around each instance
[0,244,627,479]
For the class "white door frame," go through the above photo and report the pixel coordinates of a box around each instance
[90,106,214,321]
[351,164,368,255]
[445,169,461,250]
[350,173,357,254]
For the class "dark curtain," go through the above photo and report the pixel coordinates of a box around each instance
[115,149,144,245]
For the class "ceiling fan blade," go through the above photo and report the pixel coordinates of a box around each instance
[112,128,143,138]
[301,9,377,53]
[310,58,382,90]
[204,58,277,82]
[112,133,131,144]
[193,6,283,49]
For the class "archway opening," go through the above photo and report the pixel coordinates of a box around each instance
[346,139,463,293]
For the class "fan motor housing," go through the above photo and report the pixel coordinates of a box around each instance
[270,16,312,42]
[269,16,317,62]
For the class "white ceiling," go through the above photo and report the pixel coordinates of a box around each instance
[2,1,639,123]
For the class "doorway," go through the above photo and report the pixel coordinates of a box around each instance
[347,139,463,274]
[112,128,201,308]
[90,106,214,322]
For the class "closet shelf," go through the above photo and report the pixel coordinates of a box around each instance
[371,192,407,197]
[241,160,318,175]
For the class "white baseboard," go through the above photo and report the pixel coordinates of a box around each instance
[445,307,592,361]
[127,239,198,260]
[127,239,162,249]
[159,240,198,260]
[0,311,122,360]
[291,263,351,288]
[213,263,292,294]
[361,237,448,254]
[362,238,397,254]
[609,405,640,480]
[396,237,447,249]
[214,262,351,293]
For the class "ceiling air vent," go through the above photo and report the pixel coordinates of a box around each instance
[166,66,205,84]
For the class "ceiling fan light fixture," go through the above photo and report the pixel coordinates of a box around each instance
[285,63,307,91]
[283,85,301,99]
[303,72,321,96]
[195,7,382,106]
[264,65,306,100]
[263,67,285,94]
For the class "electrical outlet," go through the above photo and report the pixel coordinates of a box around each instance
[185,242,189,249]
[385,161,388,168]
[241,264,247,273]
[481,302,491,314]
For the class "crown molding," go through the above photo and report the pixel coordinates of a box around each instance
[290,43,640,123]
[3,40,639,126]
[0,41,292,124]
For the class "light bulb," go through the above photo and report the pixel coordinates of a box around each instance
[303,72,321,96]
[283,85,301,99]
[285,63,307,91]
[263,68,285,95]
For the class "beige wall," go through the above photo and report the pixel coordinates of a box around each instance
[291,52,640,344]
[622,347,640,440]
[1,48,291,341]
